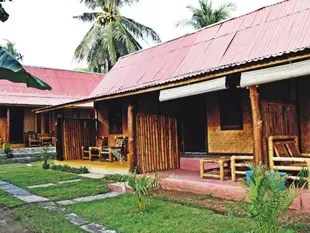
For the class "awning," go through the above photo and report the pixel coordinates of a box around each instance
[240,59,310,88]
[159,76,227,102]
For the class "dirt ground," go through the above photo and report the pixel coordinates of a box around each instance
[0,208,32,233]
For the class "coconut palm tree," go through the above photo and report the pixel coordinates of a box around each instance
[177,0,236,29]
[74,0,161,73]
[3,39,23,61]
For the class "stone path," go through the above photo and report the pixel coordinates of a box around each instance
[28,179,82,189]
[0,179,120,233]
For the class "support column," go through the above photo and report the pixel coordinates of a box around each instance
[6,108,10,143]
[128,104,136,171]
[249,86,263,164]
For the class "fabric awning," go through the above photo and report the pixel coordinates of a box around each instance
[240,59,310,88]
[159,77,227,102]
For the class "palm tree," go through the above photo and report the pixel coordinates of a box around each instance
[3,40,23,61]
[177,0,236,29]
[74,0,161,73]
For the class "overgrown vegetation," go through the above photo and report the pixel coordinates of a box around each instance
[242,163,296,233]
[0,190,24,208]
[3,143,13,158]
[50,165,89,174]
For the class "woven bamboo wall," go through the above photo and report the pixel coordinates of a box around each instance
[24,108,36,133]
[136,114,179,173]
[0,117,7,142]
[62,119,96,160]
[207,92,253,154]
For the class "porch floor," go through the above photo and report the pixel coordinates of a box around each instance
[55,160,130,175]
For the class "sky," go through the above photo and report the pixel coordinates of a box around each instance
[0,0,281,70]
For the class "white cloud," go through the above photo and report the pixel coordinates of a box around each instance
[0,0,281,69]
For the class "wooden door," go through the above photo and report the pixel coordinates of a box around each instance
[135,114,179,173]
[261,101,298,163]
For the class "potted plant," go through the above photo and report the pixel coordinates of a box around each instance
[4,143,13,159]
[41,145,50,169]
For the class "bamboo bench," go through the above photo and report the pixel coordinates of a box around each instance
[200,157,231,181]
[231,155,254,182]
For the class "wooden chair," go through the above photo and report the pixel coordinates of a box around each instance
[101,136,128,163]
[81,137,106,161]
[231,155,254,181]
[268,135,310,189]
[27,131,41,147]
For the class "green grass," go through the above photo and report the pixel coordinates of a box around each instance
[67,194,258,233]
[0,190,24,208]
[30,179,110,201]
[0,163,78,187]
[14,204,84,233]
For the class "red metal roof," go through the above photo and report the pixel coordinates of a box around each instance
[90,0,310,98]
[0,66,104,106]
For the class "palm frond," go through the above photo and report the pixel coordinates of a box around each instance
[73,12,101,22]
[79,0,100,9]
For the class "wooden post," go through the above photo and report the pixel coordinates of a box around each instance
[249,86,263,165]
[128,104,136,171]
[6,108,10,143]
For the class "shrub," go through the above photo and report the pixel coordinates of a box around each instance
[103,174,129,182]
[50,165,89,174]
[242,163,296,233]
[3,143,13,158]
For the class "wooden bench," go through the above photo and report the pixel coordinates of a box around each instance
[231,155,254,182]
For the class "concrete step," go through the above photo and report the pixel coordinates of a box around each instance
[0,157,44,164]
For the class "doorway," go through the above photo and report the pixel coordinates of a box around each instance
[9,108,24,144]
[180,96,206,153]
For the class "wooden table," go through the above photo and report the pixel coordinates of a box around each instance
[200,157,231,181]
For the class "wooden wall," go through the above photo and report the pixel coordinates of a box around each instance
[298,76,310,153]
[207,91,253,154]
[0,117,6,142]
[24,108,35,133]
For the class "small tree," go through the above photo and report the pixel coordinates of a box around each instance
[242,164,296,233]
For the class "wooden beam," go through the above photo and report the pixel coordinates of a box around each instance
[6,108,10,143]
[128,104,136,171]
[249,86,263,164]
[35,53,310,114]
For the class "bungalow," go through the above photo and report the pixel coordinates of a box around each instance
[0,66,103,148]
[36,0,310,176]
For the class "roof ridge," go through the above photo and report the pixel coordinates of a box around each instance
[118,0,285,61]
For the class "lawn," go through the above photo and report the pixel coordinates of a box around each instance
[67,194,258,233]
[0,162,110,201]
[0,189,24,208]
[14,204,84,233]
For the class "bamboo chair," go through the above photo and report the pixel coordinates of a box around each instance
[81,137,106,161]
[101,136,128,163]
[27,131,41,147]
[231,155,254,181]
[268,135,310,189]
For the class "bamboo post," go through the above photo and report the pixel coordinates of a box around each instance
[128,104,136,171]
[231,156,236,182]
[6,108,10,143]
[249,86,263,165]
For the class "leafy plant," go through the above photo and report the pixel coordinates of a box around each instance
[242,163,296,233]
[50,165,89,174]
[3,143,13,158]
[110,148,125,166]
[103,173,129,182]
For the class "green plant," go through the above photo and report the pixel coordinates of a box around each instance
[109,148,125,166]
[3,143,13,158]
[103,174,129,182]
[50,165,89,174]
[242,163,296,233]
[126,169,162,210]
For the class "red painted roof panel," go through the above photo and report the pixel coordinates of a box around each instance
[87,0,310,99]
[0,66,104,106]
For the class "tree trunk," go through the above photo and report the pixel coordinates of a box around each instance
[128,104,136,171]
[249,86,263,164]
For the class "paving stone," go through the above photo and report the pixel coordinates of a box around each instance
[56,200,75,205]
[80,223,108,233]
[71,192,121,203]
[58,179,81,184]
[40,202,56,208]
[0,185,32,196]
[28,183,56,189]
[0,181,9,186]
[65,213,88,226]
[15,195,49,203]
[80,173,105,179]
[44,205,66,213]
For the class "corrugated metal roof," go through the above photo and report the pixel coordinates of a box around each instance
[90,0,310,99]
[0,66,104,106]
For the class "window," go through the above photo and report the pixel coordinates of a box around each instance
[219,88,243,130]
[108,103,123,134]
[37,114,42,133]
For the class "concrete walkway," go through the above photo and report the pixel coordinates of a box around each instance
[0,180,120,233]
